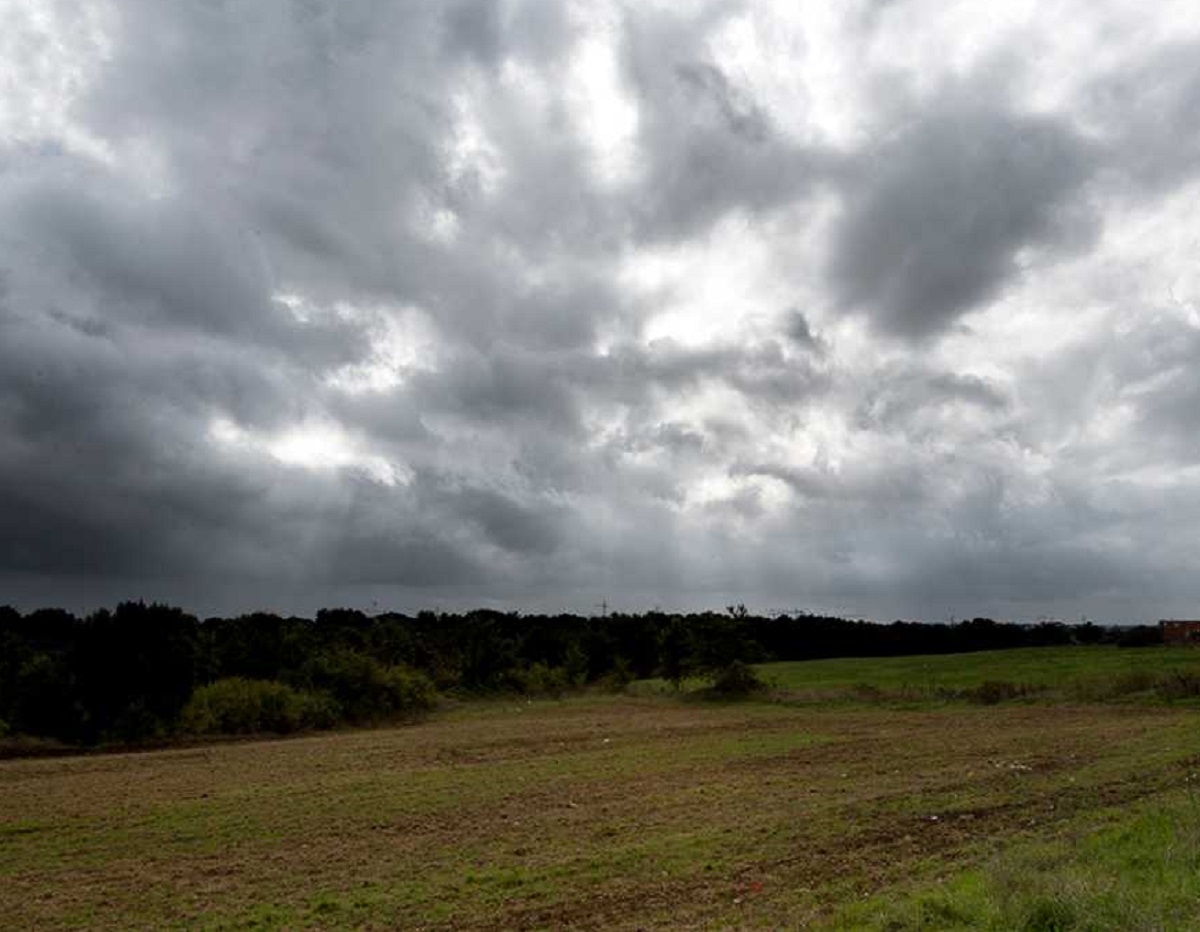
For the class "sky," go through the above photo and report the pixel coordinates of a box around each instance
[3,0,1200,623]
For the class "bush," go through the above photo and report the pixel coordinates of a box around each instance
[181,678,339,735]
[596,657,635,693]
[708,661,767,697]
[10,652,79,741]
[507,663,572,697]
[298,650,437,722]
[375,663,438,717]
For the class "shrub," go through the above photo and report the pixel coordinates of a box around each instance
[180,678,339,735]
[596,657,635,693]
[10,652,79,741]
[375,663,438,717]
[507,663,571,698]
[708,661,767,697]
[298,650,437,722]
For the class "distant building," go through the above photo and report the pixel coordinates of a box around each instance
[1161,620,1200,645]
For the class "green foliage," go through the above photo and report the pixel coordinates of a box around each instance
[180,678,339,735]
[687,613,759,675]
[0,599,1191,751]
[658,616,690,689]
[597,656,635,693]
[78,602,202,742]
[562,641,589,686]
[378,663,438,715]
[10,652,78,739]
[506,662,573,697]
[297,649,436,722]
[706,661,767,697]
[457,614,520,690]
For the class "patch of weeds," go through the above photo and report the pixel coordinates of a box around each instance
[0,819,47,838]
[1156,671,1200,701]
[851,683,885,702]
[211,902,296,930]
[966,681,1043,705]
[840,791,1200,931]
[893,892,980,929]
[1069,671,1157,702]
[1106,670,1157,698]
[1019,896,1076,931]
[834,873,993,930]
[307,891,342,915]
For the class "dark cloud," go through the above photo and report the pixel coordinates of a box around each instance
[402,346,590,441]
[1087,39,1200,193]
[441,0,506,67]
[3,2,1200,622]
[830,93,1099,339]
[583,338,827,408]
[10,176,372,371]
[1063,314,1200,467]
[620,8,834,240]
[784,310,822,352]
[730,458,929,507]
[432,482,566,556]
[674,62,772,144]
[853,367,1009,434]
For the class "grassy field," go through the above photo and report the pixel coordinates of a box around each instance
[839,792,1200,930]
[4,646,1200,929]
[759,644,1200,695]
[624,644,1200,700]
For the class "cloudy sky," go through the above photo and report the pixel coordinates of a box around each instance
[3,0,1200,622]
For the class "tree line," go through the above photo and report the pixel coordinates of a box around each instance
[0,601,1160,748]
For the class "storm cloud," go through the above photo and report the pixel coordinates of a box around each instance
[3,0,1200,622]
[830,94,1099,339]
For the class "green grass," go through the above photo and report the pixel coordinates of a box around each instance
[838,789,1200,930]
[756,645,1200,701]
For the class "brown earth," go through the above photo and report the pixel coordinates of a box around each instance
[2,697,1197,929]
